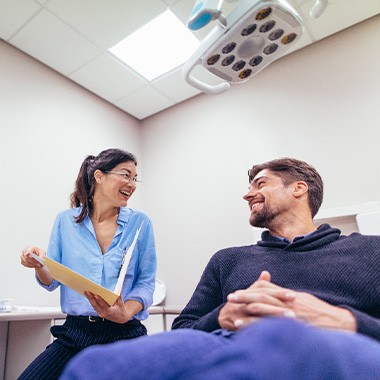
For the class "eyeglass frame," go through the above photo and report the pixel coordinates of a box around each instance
[104,171,142,184]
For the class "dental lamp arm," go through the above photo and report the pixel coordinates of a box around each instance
[188,0,224,30]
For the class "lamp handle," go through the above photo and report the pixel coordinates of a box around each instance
[182,25,230,94]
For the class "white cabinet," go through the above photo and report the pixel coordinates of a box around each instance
[0,308,64,380]
[315,202,380,235]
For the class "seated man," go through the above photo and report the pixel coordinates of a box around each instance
[61,158,380,379]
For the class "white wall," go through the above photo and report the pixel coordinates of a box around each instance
[141,15,380,306]
[0,41,142,307]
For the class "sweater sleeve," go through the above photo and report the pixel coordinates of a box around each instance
[341,234,380,342]
[344,306,380,342]
[172,255,225,332]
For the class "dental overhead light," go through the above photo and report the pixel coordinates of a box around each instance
[183,0,305,94]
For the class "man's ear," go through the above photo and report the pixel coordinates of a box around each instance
[293,181,308,198]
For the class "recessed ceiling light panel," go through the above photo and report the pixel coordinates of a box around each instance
[109,10,199,81]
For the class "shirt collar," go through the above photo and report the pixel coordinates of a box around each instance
[271,231,314,244]
[117,207,132,224]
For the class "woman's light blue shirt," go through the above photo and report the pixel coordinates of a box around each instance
[37,207,157,320]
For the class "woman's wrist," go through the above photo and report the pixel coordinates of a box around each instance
[35,267,53,286]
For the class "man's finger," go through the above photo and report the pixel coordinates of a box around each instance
[228,288,296,304]
[258,270,271,282]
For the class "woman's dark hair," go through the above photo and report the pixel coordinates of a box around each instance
[70,148,137,223]
[248,157,324,218]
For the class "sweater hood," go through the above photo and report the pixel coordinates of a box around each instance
[257,224,341,251]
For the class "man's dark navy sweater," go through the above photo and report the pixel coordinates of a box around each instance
[172,224,380,341]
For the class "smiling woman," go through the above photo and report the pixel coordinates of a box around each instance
[19,148,157,380]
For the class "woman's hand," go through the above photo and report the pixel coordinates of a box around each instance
[84,293,143,324]
[20,246,46,269]
[20,246,53,286]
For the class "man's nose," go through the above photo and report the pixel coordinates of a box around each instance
[243,186,256,201]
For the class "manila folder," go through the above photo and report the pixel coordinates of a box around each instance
[32,253,119,306]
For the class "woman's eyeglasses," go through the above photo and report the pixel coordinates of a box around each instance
[104,171,141,184]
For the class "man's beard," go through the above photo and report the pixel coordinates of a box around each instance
[249,203,277,228]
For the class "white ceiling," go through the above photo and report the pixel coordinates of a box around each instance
[1,0,379,120]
